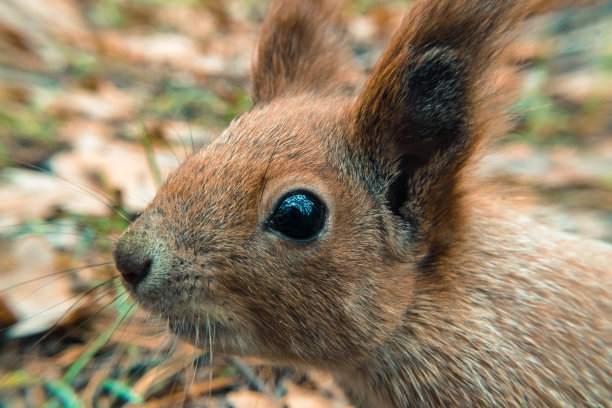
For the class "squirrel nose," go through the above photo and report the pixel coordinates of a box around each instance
[114,249,153,287]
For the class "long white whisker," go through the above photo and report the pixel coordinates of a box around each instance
[0,262,114,294]
[12,160,131,223]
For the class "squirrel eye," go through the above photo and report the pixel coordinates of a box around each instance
[266,192,326,241]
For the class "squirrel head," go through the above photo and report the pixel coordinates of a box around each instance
[115,94,415,365]
[114,0,521,366]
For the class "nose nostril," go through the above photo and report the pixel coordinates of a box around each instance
[115,251,153,287]
[142,258,152,272]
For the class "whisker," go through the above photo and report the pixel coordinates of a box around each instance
[142,130,164,188]
[0,262,114,294]
[181,314,201,407]
[0,220,85,235]
[122,313,173,400]
[12,160,131,223]
[57,299,136,388]
[1,280,126,390]
[25,277,124,347]
[0,277,118,336]
[156,122,182,164]
[178,126,190,158]
[189,122,196,156]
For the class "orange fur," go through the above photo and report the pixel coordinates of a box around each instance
[114,1,612,406]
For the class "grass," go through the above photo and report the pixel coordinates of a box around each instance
[147,82,251,126]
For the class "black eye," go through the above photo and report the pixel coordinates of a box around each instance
[266,191,326,241]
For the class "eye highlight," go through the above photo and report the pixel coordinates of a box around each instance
[265,191,326,241]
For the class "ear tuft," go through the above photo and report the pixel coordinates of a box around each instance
[348,0,530,255]
[251,0,356,104]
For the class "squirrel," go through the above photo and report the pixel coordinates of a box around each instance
[113,0,612,406]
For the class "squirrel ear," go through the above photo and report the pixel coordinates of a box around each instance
[350,1,526,246]
[251,0,355,104]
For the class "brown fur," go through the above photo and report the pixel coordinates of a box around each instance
[114,1,612,406]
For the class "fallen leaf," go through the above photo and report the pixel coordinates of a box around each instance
[225,390,282,408]
[0,235,77,337]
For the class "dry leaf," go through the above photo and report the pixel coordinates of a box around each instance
[0,236,76,337]
[225,389,282,408]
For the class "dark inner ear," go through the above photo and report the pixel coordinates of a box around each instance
[386,155,424,217]
[398,47,468,159]
[384,47,469,215]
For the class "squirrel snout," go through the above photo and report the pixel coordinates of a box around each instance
[114,245,153,287]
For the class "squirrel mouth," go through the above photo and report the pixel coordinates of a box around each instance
[167,316,228,347]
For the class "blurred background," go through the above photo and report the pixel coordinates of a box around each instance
[0,0,611,407]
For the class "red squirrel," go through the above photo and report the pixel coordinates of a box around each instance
[113,0,612,406]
